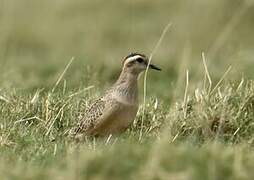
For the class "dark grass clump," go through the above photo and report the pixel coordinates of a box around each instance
[169,80,254,145]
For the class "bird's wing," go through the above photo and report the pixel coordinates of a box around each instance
[75,98,106,134]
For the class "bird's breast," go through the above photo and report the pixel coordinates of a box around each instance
[112,89,138,106]
[92,102,138,136]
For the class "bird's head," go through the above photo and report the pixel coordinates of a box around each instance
[122,53,161,75]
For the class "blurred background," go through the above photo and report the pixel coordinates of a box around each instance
[0,0,254,101]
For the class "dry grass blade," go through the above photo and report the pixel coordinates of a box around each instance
[210,66,232,95]
[139,22,172,141]
[0,95,10,103]
[105,134,113,145]
[237,78,244,91]
[14,116,37,124]
[31,88,44,104]
[45,102,68,136]
[68,86,94,98]
[52,57,75,93]
[202,52,212,94]
[183,70,189,119]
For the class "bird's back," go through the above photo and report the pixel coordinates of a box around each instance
[71,93,138,137]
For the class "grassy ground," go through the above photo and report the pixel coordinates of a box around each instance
[1,0,254,179]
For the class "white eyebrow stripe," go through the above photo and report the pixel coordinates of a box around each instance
[124,55,143,64]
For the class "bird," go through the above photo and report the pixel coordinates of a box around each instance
[70,53,161,138]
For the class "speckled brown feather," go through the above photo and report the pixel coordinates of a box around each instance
[74,98,106,134]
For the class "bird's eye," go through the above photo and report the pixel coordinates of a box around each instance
[136,58,143,63]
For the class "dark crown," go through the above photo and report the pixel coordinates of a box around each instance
[122,53,147,65]
[124,53,146,60]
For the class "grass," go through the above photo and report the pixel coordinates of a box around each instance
[1,75,254,179]
[1,0,254,179]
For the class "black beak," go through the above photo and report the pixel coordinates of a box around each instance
[149,64,161,71]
